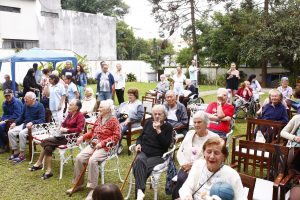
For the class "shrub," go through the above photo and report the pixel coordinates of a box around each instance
[216,74,226,86]
[87,77,97,84]
[126,73,137,82]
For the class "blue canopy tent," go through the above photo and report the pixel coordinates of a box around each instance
[0,48,77,95]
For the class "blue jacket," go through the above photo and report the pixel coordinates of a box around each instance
[2,97,23,121]
[76,73,87,87]
[96,72,115,93]
[15,101,45,128]
[261,102,288,123]
[164,102,189,130]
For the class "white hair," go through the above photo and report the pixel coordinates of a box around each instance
[100,99,114,113]
[152,104,168,118]
[52,70,59,77]
[217,88,228,96]
[85,87,94,96]
[193,111,210,128]
[25,91,36,99]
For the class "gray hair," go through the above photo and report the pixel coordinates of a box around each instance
[85,87,94,96]
[193,111,210,128]
[52,70,59,77]
[217,88,228,96]
[25,91,36,100]
[165,90,175,97]
[152,104,168,118]
[100,99,114,113]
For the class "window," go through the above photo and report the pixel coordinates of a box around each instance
[41,11,59,18]
[0,5,21,13]
[2,39,39,49]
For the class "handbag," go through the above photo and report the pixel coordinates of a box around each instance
[118,113,128,123]
[165,156,177,195]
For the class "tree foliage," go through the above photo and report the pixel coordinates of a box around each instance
[61,0,129,18]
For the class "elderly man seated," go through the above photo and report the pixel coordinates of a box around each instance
[8,92,45,163]
[259,89,288,123]
[0,89,23,153]
[205,88,234,138]
[133,104,173,200]
[172,111,219,199]
[164,90,189,135]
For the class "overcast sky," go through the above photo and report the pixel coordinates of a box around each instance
[123,0,160,39]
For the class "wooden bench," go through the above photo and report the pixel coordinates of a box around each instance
[231,140,289,200]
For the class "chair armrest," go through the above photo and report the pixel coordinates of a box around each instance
[106,141,115,148]
[279,173,294,186]
[232,134,247,140]
[274,173,284,187]
[162,145,176,159]
[230,162,238,168]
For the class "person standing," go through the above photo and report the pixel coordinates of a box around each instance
[75,64,87,100]
[172,66,186,97]
[96,63,115,101]
[23,68,41,99]
[2,74,19,91]
[226,62,240,101]
[188,60,198,87]
[64,75,79,104]
[48,74,66,125]
[61,61,75,79]
[33,63,42,85]
[114,63,125,104]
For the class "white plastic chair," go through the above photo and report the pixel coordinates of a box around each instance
[29,122,80,179]
[124,142,176,200]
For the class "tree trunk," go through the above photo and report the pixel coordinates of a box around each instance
[261,0,269,87]
[190,0,197,55]
[261,61,267,87]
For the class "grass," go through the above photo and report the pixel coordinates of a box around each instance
[0,82,265,199]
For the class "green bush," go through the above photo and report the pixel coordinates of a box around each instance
[126,73,137,82]
[216,74,226,86]
[87,77,97,84]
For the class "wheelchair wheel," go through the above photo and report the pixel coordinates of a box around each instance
[235,106,247,119]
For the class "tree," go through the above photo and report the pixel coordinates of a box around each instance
[61,0,129,18]
[176,47,193,66]
[116,21,136,60]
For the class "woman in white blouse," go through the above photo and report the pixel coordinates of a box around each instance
[80,87,97,116]
[114,63,126,105]
[172,111,219,199]
[179,137,245,200]
[172,66,186,97]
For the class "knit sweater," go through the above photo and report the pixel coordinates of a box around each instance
[280,114,300,142]
[179,159,245,200]
[83,116,121,151]
[136,119,173,157]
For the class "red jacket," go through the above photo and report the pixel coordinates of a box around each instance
[83,116,121,151]
[236,87,252,101]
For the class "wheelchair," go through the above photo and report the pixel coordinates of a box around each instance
[234,96,260,120]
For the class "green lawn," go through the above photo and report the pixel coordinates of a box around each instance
[0,83,267,200]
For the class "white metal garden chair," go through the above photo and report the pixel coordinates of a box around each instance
[29,122,80,179]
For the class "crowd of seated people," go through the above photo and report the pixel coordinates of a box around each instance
[2,62,300,200]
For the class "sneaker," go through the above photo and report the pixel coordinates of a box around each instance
[12,155,26,164]
[117,145,123,155]
[137,189,145,200]
[8,153,20,160]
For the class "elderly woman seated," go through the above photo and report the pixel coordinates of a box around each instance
[80,87,97,117]
[133,104,173,200]
[116,88,144,153]
[179,137,245,200]
[29,99,85,179]
[67,99,121,199]
[233,81,253,115]
[179,79,197,107]
[172,111,219,199]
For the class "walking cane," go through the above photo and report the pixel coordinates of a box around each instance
[120,152,138,192]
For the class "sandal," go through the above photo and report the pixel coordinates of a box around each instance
[8,153,19,160]
[41,172,53,180]
[28,165,43,171]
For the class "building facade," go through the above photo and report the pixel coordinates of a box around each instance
[0,0,116,60]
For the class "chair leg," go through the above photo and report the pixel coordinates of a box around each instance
[59,150,65,180]
[116,156,124,182]
[152,173,161,200]
[126,133,131,155]
[100,161,105,184]
[29,142,35,164]
[125,170,133,200]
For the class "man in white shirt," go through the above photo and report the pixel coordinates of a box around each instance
[188,60,198,87]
